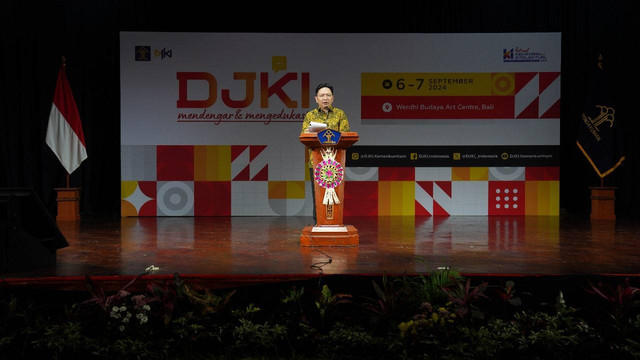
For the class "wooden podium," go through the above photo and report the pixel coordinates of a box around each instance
[300,131,359,247]
[589,186,616,221]
[55,187,81,221]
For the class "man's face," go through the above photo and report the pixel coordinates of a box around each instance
[315,87,334,111]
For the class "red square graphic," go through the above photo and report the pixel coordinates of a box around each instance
[526,167,559,181]
[194,181,231,216]
[378,167,414,181]
[344,181,378,216]
[488,181,525,215]
[157,145,194,181]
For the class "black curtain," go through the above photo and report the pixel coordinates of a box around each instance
[1,0,638,217]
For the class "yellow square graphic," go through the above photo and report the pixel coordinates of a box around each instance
[286,181,306,199]
[526,181,559,215]
[268,181,288,199]
[269,181,306,199]
[378,181,415,216]
[452,167,470,181]
[470,167,488,181]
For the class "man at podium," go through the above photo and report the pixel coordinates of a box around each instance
[301,83,351,222]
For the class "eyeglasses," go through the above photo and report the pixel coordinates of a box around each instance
[317,94,333,98]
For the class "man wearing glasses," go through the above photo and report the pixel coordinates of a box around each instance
[300,83,351,223]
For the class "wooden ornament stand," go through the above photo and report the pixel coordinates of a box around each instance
[55,187,81,221]
[589,186,616,221]
[300,131,359,246]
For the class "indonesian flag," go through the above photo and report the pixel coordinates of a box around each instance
[46,64,87,174]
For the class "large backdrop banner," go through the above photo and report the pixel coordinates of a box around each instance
[120,32,560,217]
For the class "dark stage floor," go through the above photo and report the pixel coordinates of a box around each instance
[3,215,640,290]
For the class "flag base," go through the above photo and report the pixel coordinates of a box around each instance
[55,187,81,222]
[300,225,359,247]
[589,186,616,221]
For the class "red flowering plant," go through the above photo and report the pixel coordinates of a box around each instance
[586,277,640,326]
[442,278,489,320]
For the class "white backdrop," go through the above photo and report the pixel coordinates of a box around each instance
[120,32,561,217]
[120,32,560,146]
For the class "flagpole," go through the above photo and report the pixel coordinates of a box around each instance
[49,54,84,221]
[597,55,604,189]
[580,54,619,221]
[61,56,71,189]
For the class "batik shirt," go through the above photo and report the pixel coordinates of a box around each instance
[300,106,350,168]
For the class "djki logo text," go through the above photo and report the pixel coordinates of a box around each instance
[176,72,310,109]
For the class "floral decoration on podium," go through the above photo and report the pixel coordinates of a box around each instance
[314,147,344,205]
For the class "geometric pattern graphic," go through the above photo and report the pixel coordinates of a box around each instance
[194,145,231,181]
[157,146,194,181]
[194,181,231,216]
[276,143,306,181]
[345,167,379,181]
[121,181,156,216]
[157,181,194,216]
[267,198,306,216]
[232,182,271,216]
[415,167,451,181]
[378,181,415,216]
[121,145,156,180]
[268,181,306,199]
[267,181,306,216]
[488,181,525,215]
[515,73,539,119]
[121,144,559,217]
[538,72,561,119]
[452,167,488,181]
[515,72,561,119]
[344,181,378,216]
[432,181,453,216]
[302,181,315,216]
[415,181,434,216]
[451,181,488,215]
[379,167,414,181]
[416,181,455,216]
[491,73,515,96]
[231,145,268,181]
[525,181,559,216]
[525,166,559,181]
[489,167,525,181]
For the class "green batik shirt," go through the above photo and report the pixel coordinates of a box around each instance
[301,106,350,168]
